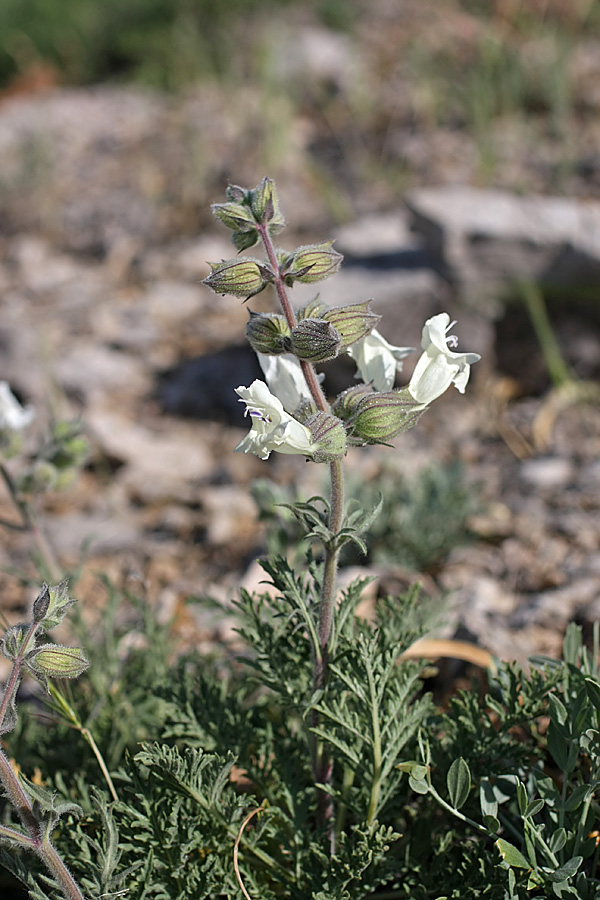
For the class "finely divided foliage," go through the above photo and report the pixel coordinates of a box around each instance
[1,179,599,900]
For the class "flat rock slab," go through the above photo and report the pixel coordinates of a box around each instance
[405,186,600,304]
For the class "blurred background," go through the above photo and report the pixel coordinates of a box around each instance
[1,0,600,240]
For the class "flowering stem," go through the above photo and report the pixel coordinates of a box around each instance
[257,221,344,846]
[313,457,345,848]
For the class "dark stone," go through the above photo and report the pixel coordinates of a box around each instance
[157,345,262,426]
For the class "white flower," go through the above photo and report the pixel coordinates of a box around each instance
[408,313,480,405]
[235,380,314,460]
[257,352,313,412]
[347,329,414,392]
[0,381,35,432]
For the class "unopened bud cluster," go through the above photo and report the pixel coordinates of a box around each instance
[203,178,480,461]
[1,580,88,691]
[210,178,285,252]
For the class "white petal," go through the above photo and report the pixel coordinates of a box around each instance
[257,353,312,411]
[234,380,313,459]
[408,314,480,405]
[348,330,414,392]
[409,353,457,404]
[0,381,35,432]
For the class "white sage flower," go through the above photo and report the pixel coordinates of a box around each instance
[408,313,480,405]
[347,329,414,392]
[257,352,314,412]
[235,380,314,460]
[0,381,35,432]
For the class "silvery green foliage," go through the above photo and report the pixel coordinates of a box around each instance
[4,574,600,898]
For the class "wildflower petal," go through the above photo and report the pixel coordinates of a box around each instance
[235,380,313,459]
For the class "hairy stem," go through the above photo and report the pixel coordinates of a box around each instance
[0,610,85,899]
[0,619,38,729]
[0,749,86,900]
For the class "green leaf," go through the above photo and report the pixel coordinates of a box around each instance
[446,757,471,810]
[483,815,500,833]
[523,799,545,819]
[549,828,567,854]
[409,773,430,795]
[562,623,583,666]
[550,857,583,883]
[495,838,531,869]
[548,692,569,727]
[547,720,569,771]
[516,780,527,815]
[561,783,593,812]
[480,779,498,818]
[585,677,600,712]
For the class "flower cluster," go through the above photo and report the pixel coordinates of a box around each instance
[202,179,480,461]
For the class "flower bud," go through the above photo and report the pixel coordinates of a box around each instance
[52,437,88,470]
[27,645,89,679]
[288,318,342,363]
[321,300,380,349]
[305,412,347,462]
[211,201,260,252]
[36,580,76,631]
[17,461,58,494]
[297,297,327,320]
[203,258,274,300]
[246,311,290,355]
[2,624,30,660]
[332,383,375,421]
[211,201,257,233]
[32,583,51,623]
[283,241,343,285]
[250,177,285,231]
[225,184,248,203]
[349,388,424,445]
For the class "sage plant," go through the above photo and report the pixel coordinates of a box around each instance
[203,177,480,843]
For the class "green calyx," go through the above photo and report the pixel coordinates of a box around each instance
[347,388,424,445]
[288,318,342,363]
[305,412,347,462]
[203,258,274,300]
[282,241,343,286]
[321,300,380,349]
[27,644,89,680]
[246,310,290,355]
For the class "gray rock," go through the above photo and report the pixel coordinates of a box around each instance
[333,212,423,258]
[405,186,600,304]
[292,265,448,349]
